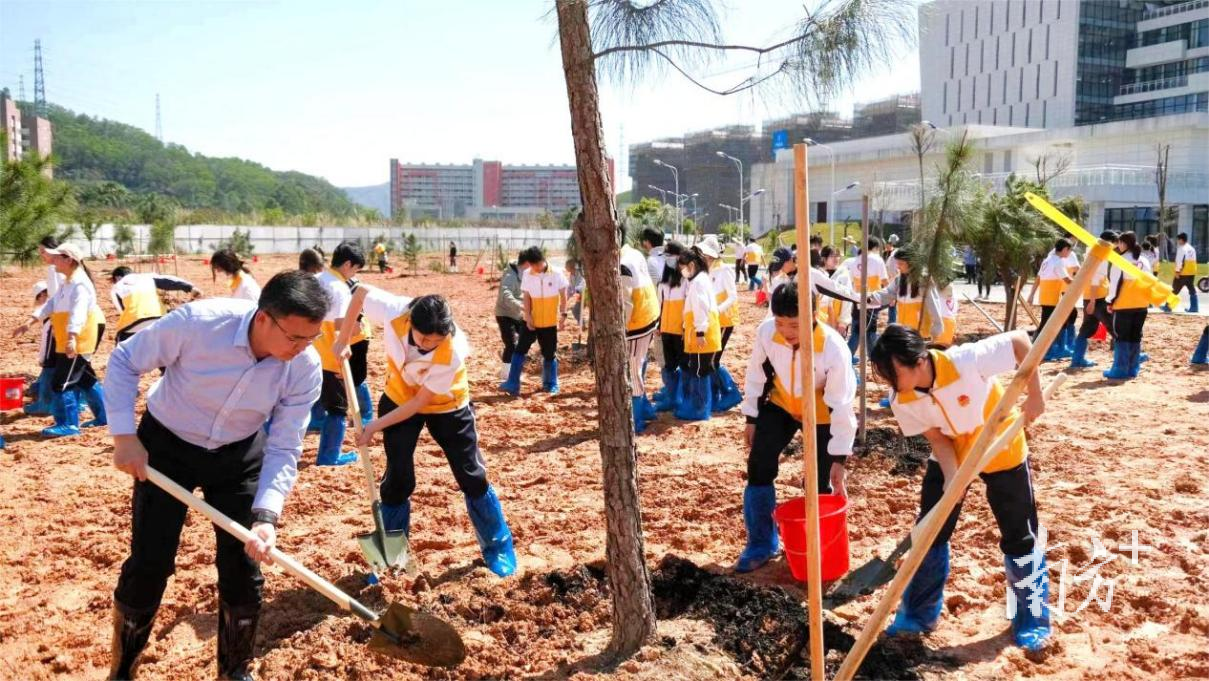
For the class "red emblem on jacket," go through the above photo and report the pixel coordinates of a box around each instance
[957,394,970,407]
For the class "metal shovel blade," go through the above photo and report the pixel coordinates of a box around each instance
[825,534,913,607]
[369,602,466,668]
[356,528,415,575]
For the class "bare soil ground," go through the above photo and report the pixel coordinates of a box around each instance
[1,255,1206,680]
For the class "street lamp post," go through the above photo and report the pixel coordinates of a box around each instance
[718,203,737,224]
[836,181,861,249]
[742,188,766,236]
[654,158,680,236]
[804,138,836,246]
[716,151,744,239]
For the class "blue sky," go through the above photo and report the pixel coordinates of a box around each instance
[0,0,921,189]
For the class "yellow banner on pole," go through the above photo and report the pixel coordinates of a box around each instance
[1024,192,1179,308]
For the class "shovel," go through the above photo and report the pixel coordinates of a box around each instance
[826,373,1066,607]
[340,359,415,576]
[143,465,465,667]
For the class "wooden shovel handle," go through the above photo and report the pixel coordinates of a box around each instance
[341,358,382,506]
[143,465,380,624]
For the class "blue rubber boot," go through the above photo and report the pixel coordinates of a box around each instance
[712,365,743,412]
[653,367,680,412]
[23,367,53,415]
[1102,341,1133,380]
[499,353,525,396]
[1138,346,1150,363]
[1005,552,1052,653]
[79,383,107,428]
[888,305,898,324]
[1129,342,1143,378]
[1042,328,1067,362]
[1058,326,1075,358]
[885,543,949,635]
[464,485,517,577]
[1192,327,1209,365]
[381,500,411,535]
[879,397,891,408]
[674,372,713,421]
[541,358,559,394]
[1187,293,1200,314]
[734,485,780,573]
[1161,303,1173,313]
[41,389,81,438]
[1069,336,1096,368]
[356,382,374,427]
[306,400,324,432]
[632,396,652,433]
[0,434,5,449]
[316,412,358,466]
[639,394,657,422]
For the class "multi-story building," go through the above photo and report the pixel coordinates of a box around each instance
[628,94,921,233]
[389,158,612,221]
[1,91,53,175]
[919,0,1209,129]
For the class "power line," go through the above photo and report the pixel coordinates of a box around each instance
[33,39,47,116]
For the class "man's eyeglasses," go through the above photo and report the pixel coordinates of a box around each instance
[268,313,322,344]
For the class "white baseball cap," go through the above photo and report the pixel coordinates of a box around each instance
[32,281,48,297]
[696,236,721,259]
[43,243,85,262]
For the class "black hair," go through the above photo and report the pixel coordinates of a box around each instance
[771,280,798,317]
[409,294,455,336]
[1054,238,1072,252]
[39,235,60,250]
[768,260,784,276]
[1178,232,1188,242]
[258,270,329,322]
[1100,230,1119,243]
[808,250,823,269]
[809,234,823,247]
[870,324,931,387]
[298,248,324,273]
[820,245,838,261]
[565,257,579,268]
[210,248,250,278]
[677,248,708,278]
[518,246,544,266]
[661,241,686,286]
[1118,232,1142,259]
[111,266,133,282]
[641,227,664,248]
[332,240,366,269]
[867,236,881,250]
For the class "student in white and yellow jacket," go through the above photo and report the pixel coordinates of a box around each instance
[675,248,723,420]
[620,243,661,432]
[501,246,568,396]
[108,267,199,343]
[210,248,261,301]
[870,324,1051,653]
[1070,231,1119,369]
[40,243,108,437]
[1029,239,1080,361]
[698,236,743,412]
[312,241,371,467]
[335,288,516,577]
[734,281,856,573]
[1103,232,1151,380]
[1168,232,1200,314]
[865,256,945,341]
[652,243,688,414]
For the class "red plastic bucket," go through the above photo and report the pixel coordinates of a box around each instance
[773,494,851,582]
[1092,322,1107,341]
[0,377,25,411]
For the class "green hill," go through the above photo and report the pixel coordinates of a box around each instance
[40,102,356,218]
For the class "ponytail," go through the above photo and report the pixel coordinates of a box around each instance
[1118,232,1142,260]
[210,248,249,280]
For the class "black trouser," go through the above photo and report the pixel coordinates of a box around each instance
[916,459,1039,556]
[747,264,759,281]
[965,264,977,284]
[50,352,98,393]
[713,326,735,369]
[378,395,488,504]
[1076,298,1112,340]
[378,258,388,273]
[1173,275,1195,298]
[114,413,265,610]
[747,402,838,494]
[735,261,747,283]
[977,270,993,298]
[681,351,718,378]
[319,339,369,413]
[662,333,684,372]
[515,325,558,361]
[1038,305,1076,337]
[1111,307,1147,343]
[496,316,525,363]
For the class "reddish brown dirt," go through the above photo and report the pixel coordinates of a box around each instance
[1,255,1207,680]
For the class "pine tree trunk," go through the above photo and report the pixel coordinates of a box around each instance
[555,0,657,659]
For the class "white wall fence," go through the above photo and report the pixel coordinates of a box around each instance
[65,224,573,258]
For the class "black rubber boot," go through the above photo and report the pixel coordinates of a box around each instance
[109,602,158,680]
[217,601,260,681]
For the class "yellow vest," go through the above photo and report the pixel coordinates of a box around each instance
[114,276,165,334]
[383,312,470,414]
[682,309,722,354]
[768,324,830,424]
[629,284,660,332]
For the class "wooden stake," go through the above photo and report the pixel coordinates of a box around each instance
[1016,289,1040,325]
[793,143,825,681]
[962,292,1004,333]
[858,197,869,448]
[834,241,1112,680]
